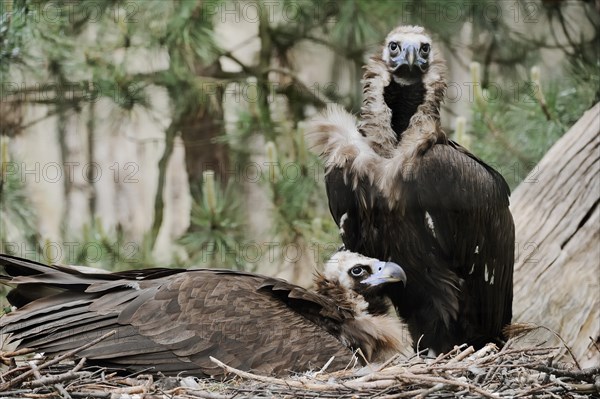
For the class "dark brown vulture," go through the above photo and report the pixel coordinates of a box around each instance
[307,25,514,355]
[0,251,407,377]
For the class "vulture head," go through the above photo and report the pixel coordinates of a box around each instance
[317,251,406,318]
[306,25,446,162]
[357,25,447,149]
[382,25,434,86]
[315,251,409,361]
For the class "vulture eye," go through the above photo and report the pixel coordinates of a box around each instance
[350,266,367,277]
[420,43,431,56]
[388,41,399,54]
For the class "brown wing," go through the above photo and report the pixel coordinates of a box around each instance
[0,255,354,377]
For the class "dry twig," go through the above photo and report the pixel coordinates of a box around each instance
[0,330,116,391]
[0,335,597,398]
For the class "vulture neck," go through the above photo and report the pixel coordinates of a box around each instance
[383,79,426,141]
[314,275,407,362]
[358,54,447,155]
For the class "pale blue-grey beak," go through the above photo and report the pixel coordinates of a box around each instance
[361,261,407,286]
[392,43,418,71]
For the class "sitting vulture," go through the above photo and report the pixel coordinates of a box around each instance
[307,25,514,355]
[0,252,407,377]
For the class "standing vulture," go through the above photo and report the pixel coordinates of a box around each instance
[0,251,407,377]
[307,25,514,355]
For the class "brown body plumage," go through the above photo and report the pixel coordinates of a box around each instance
[307,26,514,355]
[0,252,408,377]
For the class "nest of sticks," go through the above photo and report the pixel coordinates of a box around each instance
[1,329,599,399]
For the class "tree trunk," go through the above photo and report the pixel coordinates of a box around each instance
[510,102,599,368]
[180,62,229,187]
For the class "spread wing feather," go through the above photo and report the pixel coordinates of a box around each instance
[0,255,355,376]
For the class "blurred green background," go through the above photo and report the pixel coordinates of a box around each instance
[0,0,598,281]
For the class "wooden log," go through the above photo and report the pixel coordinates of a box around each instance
[510,102,600,368]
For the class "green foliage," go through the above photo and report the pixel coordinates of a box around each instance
[0,1,29,75]
[268,157,316,243]
[0,140,40,256]
[61,221,158,271]
[221,110,259,167]
[180,172,245,270]
[263,134,341,263]
[465,61,598,189]
[164,0,219,71]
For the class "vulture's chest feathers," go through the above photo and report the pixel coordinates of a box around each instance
[383,80,426,137]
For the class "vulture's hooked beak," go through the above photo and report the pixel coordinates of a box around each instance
[362,262,407,287]
[392,44,418,71]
